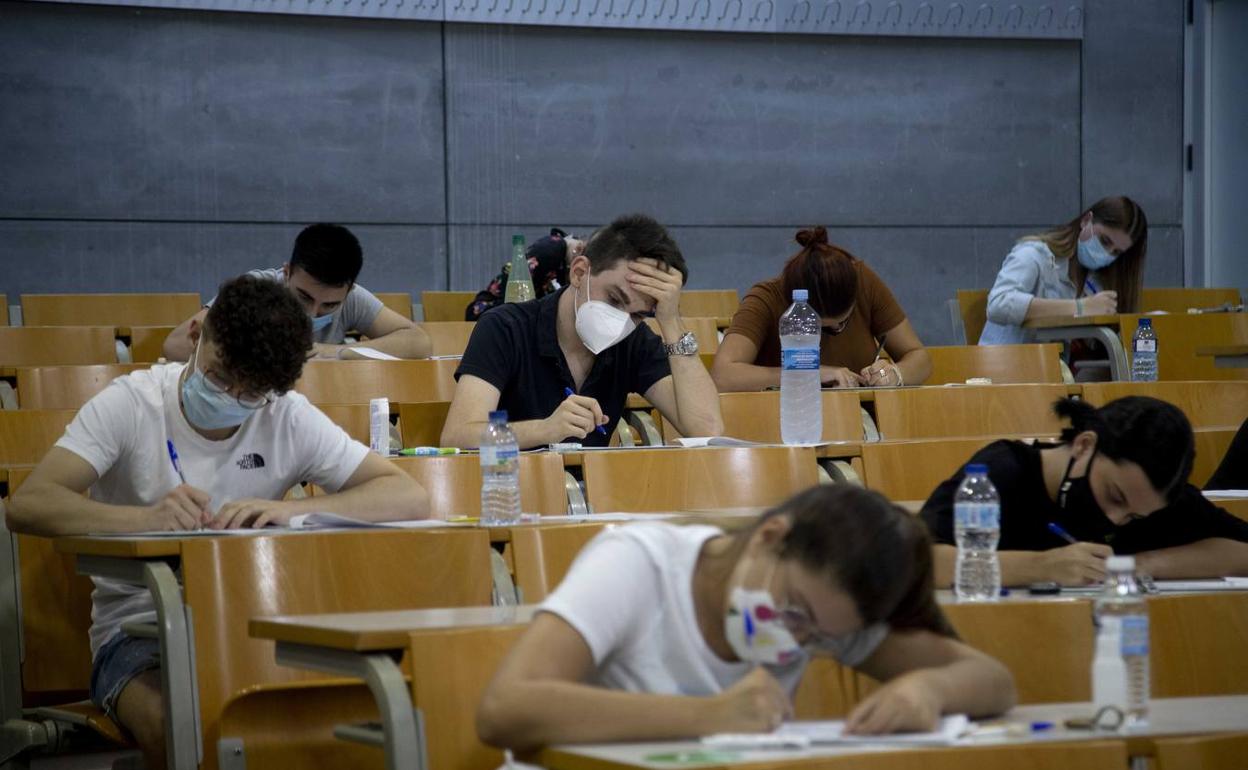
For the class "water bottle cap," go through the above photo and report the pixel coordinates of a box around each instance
[1138,318,1151,327]
[488,410,509,423]
[964,463,989,475]
[792,289,809,302]
[1106,555,1135,572]
[512,234,525,245]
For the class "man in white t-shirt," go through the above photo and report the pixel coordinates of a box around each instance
[162,223,431,361]
[9,276,429,770]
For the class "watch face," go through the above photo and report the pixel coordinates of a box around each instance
[677,331,698,355]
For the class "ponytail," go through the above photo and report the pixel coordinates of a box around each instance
[780,226,859,318]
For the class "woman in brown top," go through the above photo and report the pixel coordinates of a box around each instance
[712,227,931,392]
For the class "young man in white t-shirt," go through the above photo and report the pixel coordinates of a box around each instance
[162,223,431,361]
[9,276,429,770]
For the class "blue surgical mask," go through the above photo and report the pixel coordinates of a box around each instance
[310,312,335,332]
[180,341,262,430]
[1077,231,1117,271]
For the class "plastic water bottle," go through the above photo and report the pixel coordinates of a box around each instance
[953,464,1001,601]
[1131,318,1158,382]
[480,410,521,525]
[503,234,535,303]
[1093,555,1150,726]
[779,289,822,445]
[368,398,390,455]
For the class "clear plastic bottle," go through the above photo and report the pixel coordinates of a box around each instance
[779,289,822,445]
[503,234,536,303]
[369,397,390,455]
[1131,318,1158,382]
[953,464,1001,601]
[1093,555,1150,726]
[480,410,521,525]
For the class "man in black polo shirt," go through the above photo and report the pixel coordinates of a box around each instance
[442,214,724,449]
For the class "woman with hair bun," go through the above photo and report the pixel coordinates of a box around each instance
[921,396,1248,587]
[712,226,931,392]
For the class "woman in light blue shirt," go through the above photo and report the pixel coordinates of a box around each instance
[979,196,1148,345]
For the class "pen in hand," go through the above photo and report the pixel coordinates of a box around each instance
[563,386,609,436]
[1047,522,1079,545]
[868,333,890,385]
[167,439,207,530]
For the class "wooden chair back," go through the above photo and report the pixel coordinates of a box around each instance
[397,402,453,448]
[21,293,201,327]
[0,410,78,465]
[678,290,739,319]
[408,624,527,770]
[643,316,721,354]
[391,453,569,516]
[125,326,175,363]
[1116,313,1248,381]
[509,523,610,602]
[860,437,1001,501]
[374,292,413,320]
[1151,592,1248,697]
[1140,287,1241,314]
[15,365,146,410]
[956,289,989,345]
[792,658,860,719]
[313,404,372,445]
[1212,497,1248,523]
[0,295,8,326]
[925,344,1065,385]
[581,446,818,512]
[295,360,459,404]
[421,291,475,322]
[1153,733,1248,770]
[183,529,493,768]
[661,390,864,444]
[1079,381,1248,429]
[0,327,118,366]
[421,322,477,357]
[872,384,1068,440]
[1192,427,1237,488]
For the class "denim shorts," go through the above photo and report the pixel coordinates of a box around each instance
[89,633,162,716]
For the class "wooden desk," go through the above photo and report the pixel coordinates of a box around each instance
[1023,315,1127,381]
[539,696,1248,770]
[1198,344,1248,369]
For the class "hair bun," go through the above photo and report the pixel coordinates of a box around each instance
[795,226,829,249]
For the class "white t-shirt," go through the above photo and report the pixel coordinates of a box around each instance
[55,363,371,656]
[207,267,385,345]
[540,523,889,697]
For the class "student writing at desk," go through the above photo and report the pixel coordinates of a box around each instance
[7,277,429,770]
[712,226,931,391]
[441,214,724,449]
[163,223,431,361]
[921,397,1248,587]
[477,485,1015,750]
[979,196,1147,345]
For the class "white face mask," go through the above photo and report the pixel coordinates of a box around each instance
[723,556,804,666]
[574,271,637,355]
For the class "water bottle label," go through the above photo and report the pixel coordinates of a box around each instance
[1120,615,1149,656]
[1134,339,1156,353]
[782,348,820,371]
[480,446,518,467]
[954,502,999,529]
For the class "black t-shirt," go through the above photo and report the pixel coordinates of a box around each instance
[920,440,1248,554]
[454,288,672,447]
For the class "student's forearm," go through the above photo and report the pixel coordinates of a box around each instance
[710,361,781,393]
[1023,297,1080,321]
[478,680,727,752]
[442,419,553,450]
[1133,539,1248,579]
[9,483,149,537]
[666,355,725,437]
[904,657,1017,719]
[347,327,431,359]
[162,326,195,361]
[894,349,931,386]
[291,473,429,521]
[934,544,1050,587]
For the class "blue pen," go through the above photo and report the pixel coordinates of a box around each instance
[563,386,608,436]
[166,439,188,485]
[1084,277,1100,295]
[1047,522,1079,545]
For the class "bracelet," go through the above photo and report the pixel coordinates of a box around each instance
[890,363,904,387]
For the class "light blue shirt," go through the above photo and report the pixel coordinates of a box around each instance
[979,240,1076,345]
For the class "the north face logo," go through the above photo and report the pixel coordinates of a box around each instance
[236,453,266,470]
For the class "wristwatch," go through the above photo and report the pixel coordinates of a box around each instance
[663,331,699,357]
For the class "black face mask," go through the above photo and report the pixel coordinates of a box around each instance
[1057,450,1117,540]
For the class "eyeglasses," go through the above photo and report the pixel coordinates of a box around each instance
[201,369,275,409]
[775,604,839,646]
[822,317,851,337]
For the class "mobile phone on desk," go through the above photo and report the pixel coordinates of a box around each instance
[1028,581,1061,595]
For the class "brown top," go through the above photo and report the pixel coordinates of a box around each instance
[726,262,908,371]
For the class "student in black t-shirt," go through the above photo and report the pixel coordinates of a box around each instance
[1206,417,1248,491]
[442,214,724,449]
[921,396,1248,587]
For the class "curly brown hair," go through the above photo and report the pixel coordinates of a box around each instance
[203,275,311,394]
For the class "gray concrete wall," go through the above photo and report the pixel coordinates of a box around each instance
[0,0,1185,344]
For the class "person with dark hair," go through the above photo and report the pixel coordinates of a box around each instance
[441,213,723,449]
[476,484,1015,750]
[163,223,431,361]
[8,275,429,770]
[979,196,1148,345]
[921,396,1248,587]
[713,226,931,392]
[465,228,585,321]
